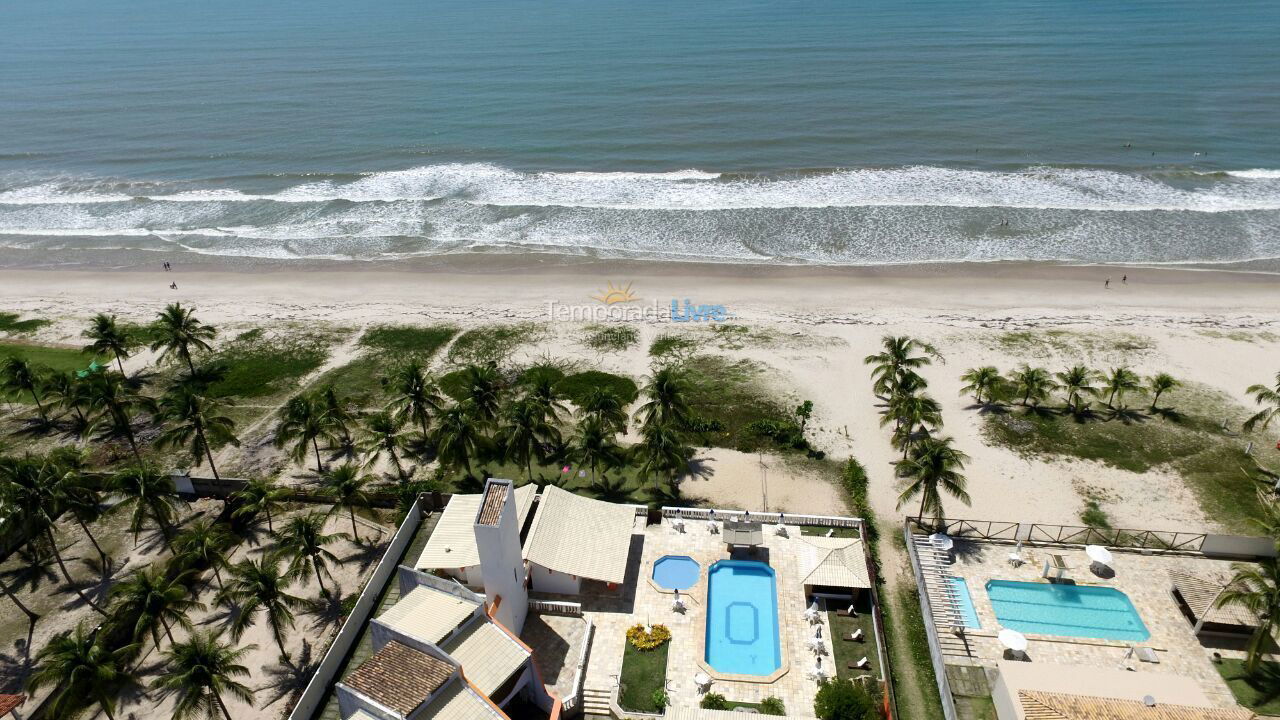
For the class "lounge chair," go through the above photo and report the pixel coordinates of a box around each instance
[836,604,858,617]
[843,629,864,642]
[849,656,870,670]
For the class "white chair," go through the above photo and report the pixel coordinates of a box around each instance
[844,628,864,642]
[852,656,870,670]
[694,672,712,693]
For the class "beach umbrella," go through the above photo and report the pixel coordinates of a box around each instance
[807,636,826,654]
[930,533,954,552]
[998,628,1028,653]
[1085,545,1113,565]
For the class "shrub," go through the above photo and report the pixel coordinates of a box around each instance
[557,370,639,405]
[760,696,787,715]
[650,333,697,358]
[585,324,639,352]
[0,312,50,334]
[360,324,457,356]
[841,457,869,508]
[626,623,671,650]
[814,677,880,720]
[700,693,729,710]
[651,689,669,709]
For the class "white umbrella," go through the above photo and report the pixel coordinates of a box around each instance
[1086,545,1113,565]
[807,636,826,654]
[813,656,830,680]
[804,601,821,623]
[930,533,954,552]
[998,628,1028,653]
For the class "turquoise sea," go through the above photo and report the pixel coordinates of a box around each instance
[1,0,1279,266]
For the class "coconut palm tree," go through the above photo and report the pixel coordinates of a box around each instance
[385,360,442,439]
[320,463,374,542]
[110,464,187,548]
[431,404,487,481]
[277,512,348,595]
[319,384,356,458]
[152,630,255,720]
[634,421,688,494]
[864,335,942,398]
[87,371,156,464]
[579,386,628,433]
[0,574,38,623]
[570,416,623,484]
[82,313,134,374]
[1215,558,1280,674]
[47,451,109,568]
[173,518,233,590]
[457,363,503,423]
[499,396,561,482]
[0,455,107,614]
[1102,366,1142,409]
[635,365,691,431]
[895,435,971,524]
[1245,372,1280,432]
[151,302,217,373]
[110,565,205,645]
[1147,373,1179,411]
[46,371,94,431]
[959,366,1003,405]
[28,622,136,720]
[1,355,49,421]
[359,410,409,481]
[219,552,304,659]
[883,392,943,459]
[157,387,239,479]
[1056,365,1100,414]
[523,370,569,424]
[1011,365,1055,407]
[230,476,287,533]
[274,392,339,475]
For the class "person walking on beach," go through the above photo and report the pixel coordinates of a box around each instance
[1104,278,1110,289]
[1122,274,1127,284]
[170,281,177,290]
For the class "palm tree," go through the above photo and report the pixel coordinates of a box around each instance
[634,422,689,494]
[457,363,502,423]
[635,366,691,430]
[110,565,205,645]
[1056,365,1100,414]
[48,451,110,568]
[0,574,38,623]
[1011,365,1055,407]
[110,464,187,548]
[1147,373,1179,411]
[895,435,971,524]
[431,404,487,481]
[230,476,287,533]
[152,630,255,720]
[1102,366,1142,409]
[174,518,233,590]
[1245,372,1280,432]
[359,410,409,481]
[959,366,1003,405]
[579,386,628,433]
[219,553,304,659]
[499,396,561,482]
[321,463,374,541]
[864,335,942,398]
[1215,559,1280,674]
[277,512,348,595]
[274,392,339,475]
[524,370,569,423]
[87,371,156,463]
[570,416,623,484]
[157,387,239,479]
[28,622,136,720]
[1,355,49,421]
[386,360,443,438]
[82,313,134,374]
[883,392,943,458]
[0,455,107,614]
[319,384,356,458]
[46,371,94,430]
[151,302,217,373]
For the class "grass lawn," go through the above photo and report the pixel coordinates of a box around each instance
[884,582,945,720]
[954,694,998,720]
[618,641,669,713]
[205,328,337,399]
[983,384,1279,534]
[1217,658,1280,716]
[827,597,881,681]
[0,342,100,401]
[682,354,799,453]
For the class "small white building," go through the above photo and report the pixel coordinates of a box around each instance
[522,484,638,595]
[414,483,536,588]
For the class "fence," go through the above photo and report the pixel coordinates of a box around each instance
[661,506,862,529]
[560,619,594,715]
[902,519,959,720]
[905,516,1209,553]
[175,472,454,512]
[287,496,426,720]
[528,599,583,617]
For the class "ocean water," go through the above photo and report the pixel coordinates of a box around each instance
[2,0,1279,266]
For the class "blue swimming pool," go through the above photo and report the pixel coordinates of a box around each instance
[652,555,700,590]
[986,580,1150,642]
[949,577,981,629]
[705,560,781,676]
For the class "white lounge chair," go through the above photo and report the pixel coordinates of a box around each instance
[843,628,864,642]
[850,656,870,670]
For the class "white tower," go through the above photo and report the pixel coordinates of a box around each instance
[473,478,528,633]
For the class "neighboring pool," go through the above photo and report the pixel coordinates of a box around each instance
[705,560,781,676]
[986,580,1150,642]
[949,577,981,629]
[652,555,700,590]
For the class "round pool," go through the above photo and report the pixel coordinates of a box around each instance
[652,555,700,590]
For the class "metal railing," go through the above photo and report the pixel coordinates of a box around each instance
[905,516,1207,553]
[661,506,862,529]
[902,519,959,720]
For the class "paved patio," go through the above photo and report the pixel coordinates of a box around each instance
[521,611,589,698]
[926,535,1273,710]
[534,516,876,716]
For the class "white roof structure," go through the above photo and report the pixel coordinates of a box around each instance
[422,678,506,720]
[522,484,637,585]
[416,484,536,571]
[800,537,871,589]
[377,586,480,644]
[440,617,530,696]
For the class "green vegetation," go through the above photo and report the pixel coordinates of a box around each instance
[828,601,879,680]
[0,342,95,373]
[0,312,51,335]
[1217,659,1280,715]
[649,333,697,358]
[1080,496,1111,529]
[988,329,1153,358]
[583,324,639,352]
[556,370,638,406]
[447,323,542,365]
[1198,329,1280,344]
[682,355,800,452]
[618,641,670,713]
[359,324,457,356]
[814,676,882,720]
[204,329,335,398]
[309,324,456,407]
[885,583,944,720]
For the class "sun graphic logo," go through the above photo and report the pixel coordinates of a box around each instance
[592,281,639,305]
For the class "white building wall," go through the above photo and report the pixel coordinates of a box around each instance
[531,564,582,595]
[474,479,529,633]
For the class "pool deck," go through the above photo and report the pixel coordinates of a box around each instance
[532,516,875,715]
[926,534,1271,709]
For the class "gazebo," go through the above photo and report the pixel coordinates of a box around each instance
[722,520,765,549]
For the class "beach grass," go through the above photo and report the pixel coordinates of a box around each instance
[557,370,638,406]
[618,641,670,713]
[986,329,1154,359]
[359,324,458,356]
[0,312,51,335]
[683,355,797,452]
[583,324,639,352]
[649,333,698,359]
[447,323,543,365]
[205,328,335,399]
[309,324,457,408]
[1216,659,1280,715]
